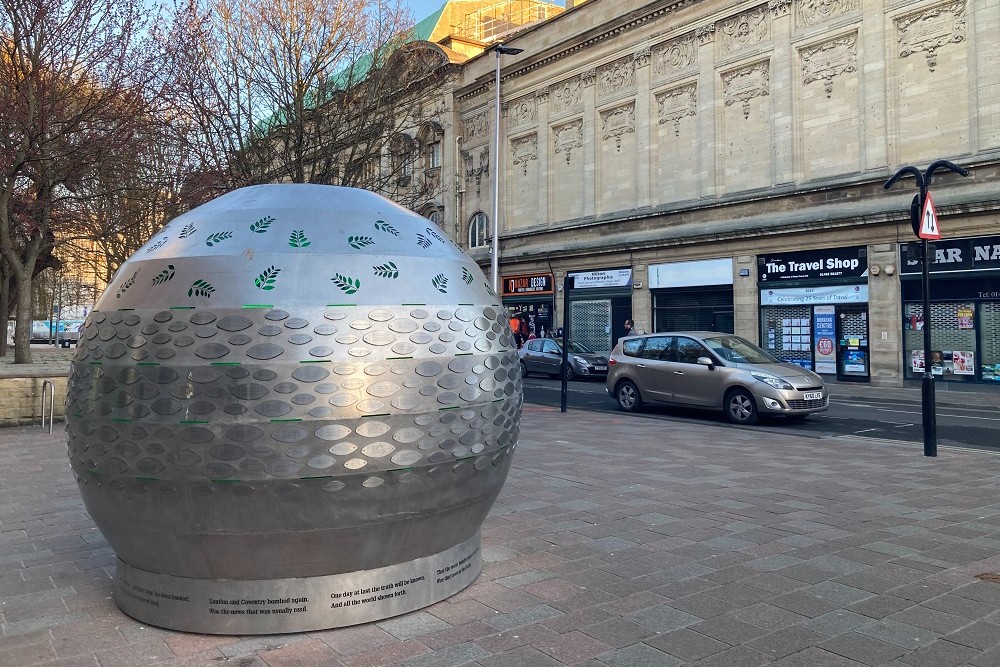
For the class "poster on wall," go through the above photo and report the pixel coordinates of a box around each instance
[911,350,925,373]
[957,306,974,329]
[953,351,975,375]
[813,306,836,374]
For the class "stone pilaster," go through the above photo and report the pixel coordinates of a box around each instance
[582,69,598,218]
[696,24,717,198]
[861,0,888,170]
[769,0,794,184]
[634,48,653,208]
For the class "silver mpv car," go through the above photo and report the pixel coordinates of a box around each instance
[606,332,828,424]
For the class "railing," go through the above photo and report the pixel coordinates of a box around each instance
[40,380,55,434]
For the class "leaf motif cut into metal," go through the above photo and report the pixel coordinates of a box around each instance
[289,230,311,247]
[373,262,399,279]
[250,216,275,233]
[116,269,140,298]
[462,268,474,285]
[417,234,432,249]
[432,273,448,293]
[332,273,361,294]
[146,237,168,253]
[374,220,399,236]
[178,223,196,239]
[188,279,216,298]
[255,265,281,291]
[205,231,233,247]
[425,227,445,243]
[151,265,176,286]
[348,235,374,249]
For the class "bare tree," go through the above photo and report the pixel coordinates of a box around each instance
[0,0,169,362]
[164,0,452,207]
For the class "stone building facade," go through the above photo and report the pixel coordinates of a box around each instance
[410,0,1000,387]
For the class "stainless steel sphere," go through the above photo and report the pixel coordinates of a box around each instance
[65,184,521,633]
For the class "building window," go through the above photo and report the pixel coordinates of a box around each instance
[427,209,442,226]
[469,212,488,249]
[390,133,414,186]
[427,140,441,168]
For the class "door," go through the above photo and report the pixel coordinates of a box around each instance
[538,338,563,376]
[632,335,674,403]
[836,305,870,381]
[667,336,724,407]
[571,299,613,354]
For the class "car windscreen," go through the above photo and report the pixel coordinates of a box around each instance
[566,340,594,354]
[702,335,780,364]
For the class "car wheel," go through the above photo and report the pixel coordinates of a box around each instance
[520,361,529,378]
[725,388,759,425]
[616,380,642,412]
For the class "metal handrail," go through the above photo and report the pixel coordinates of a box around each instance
[40,380,54,434]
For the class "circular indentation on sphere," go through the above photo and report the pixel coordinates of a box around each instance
[357,421,390,438]
[329,394,357,407]
[226,425,264,442]
[194,343,230,359]
[391,451,423,466]
[329,442,357,456]
[367,382,400,398]
[322,480,345,492]
[429,343,447,354]
[388,320,417,333]
[126,335,147,349]
[362,477,384,488]
[217,315,253,332]
[228,383,268,400]
[309,406,332,418]
[313,323,337,335]
[292,366,329,383]
[356,399,386,413]
[167,321,188,332]
[265,309,289,321]
[268,461,302,477]
[288,334,312,345]
[315,424,351,441]
[415,362,443,377]
[150,398,183,415]
[106,343,128,359]
[309,346,334,357]
[363,331,396,346]
[349,320,371,331]
[203,462,238,478]
[190,311,217,325]
[258,325,282,337]
[188,368,221,383]
[362,442,394,458]
[274,382,297,394]
[284,317,308,329]
[254,369,278,382]
[423,321,441,332]
[210,444,246,461]
[227,333,252,345]
[324,310,347,321]
[255,400,291,418]
[271,426,308,443]
[344,458,367,470]
[167,450,202,467]
[153,311,172,323]
[291,393,315,405]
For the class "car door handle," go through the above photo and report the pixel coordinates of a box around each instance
[637,364,646,368]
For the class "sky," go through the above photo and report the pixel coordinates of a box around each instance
[404,0,446,22]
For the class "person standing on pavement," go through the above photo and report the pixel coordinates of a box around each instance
[618,319,634,345]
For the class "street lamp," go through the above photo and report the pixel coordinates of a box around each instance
[490,43,523,293]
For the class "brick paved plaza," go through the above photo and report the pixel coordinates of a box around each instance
[3,405,1000,666]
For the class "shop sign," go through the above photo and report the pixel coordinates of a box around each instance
[758,247,868,282]
[900,234,1000,275]
[502,273,553,297]
[568,268,633,289]
[760,284,868,305]
[648,258,733,289]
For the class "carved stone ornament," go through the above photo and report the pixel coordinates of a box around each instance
[718,6,770,55]
[463,111,489,144]
[551,77,583,114]
[796,0,859,29]
[656,84,698,136]
[722,60,770,119]
[600,103,636,152]
[553,120,583,164]
[696,23,716,44]
[896,1,967,72]
[598,58,637,99]
[463,146,489,194]
[635,48,651,68]
[801,33,857,98]
[536,88,549,104]
[508,96,537,130]
[769,0,791,18]
[511,134,538,176]
[582,69,598,86]
[652,34,698,79]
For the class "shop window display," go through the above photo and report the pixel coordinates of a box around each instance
[980,302,1000,381]
[903,302,977,382]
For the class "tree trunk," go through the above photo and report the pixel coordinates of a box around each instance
[0,257,9,357]
[13,270,33,364]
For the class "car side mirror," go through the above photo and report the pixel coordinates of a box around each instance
[697,356,715,369]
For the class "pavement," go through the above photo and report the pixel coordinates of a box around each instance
[6,404,1000,666]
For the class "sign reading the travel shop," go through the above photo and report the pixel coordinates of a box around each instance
[758,246,868,282]
[568,268,633,289]
[900,234,1000,275]
[502,273,554,297]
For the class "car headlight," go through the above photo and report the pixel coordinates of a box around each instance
[750,371,793,390]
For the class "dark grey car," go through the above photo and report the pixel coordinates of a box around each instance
[606,331,828,424]
[519,338,609,380]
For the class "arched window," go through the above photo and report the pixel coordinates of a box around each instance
[468,212,488,249]
[389,133,414,186]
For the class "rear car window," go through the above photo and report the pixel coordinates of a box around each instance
[622,338,643,357]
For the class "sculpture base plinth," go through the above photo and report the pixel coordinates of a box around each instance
[114,532,481,634]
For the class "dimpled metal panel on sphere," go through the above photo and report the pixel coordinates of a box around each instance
[65,184,522,634]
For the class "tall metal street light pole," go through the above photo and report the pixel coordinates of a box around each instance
[883,159,969,457]
[491,43,523,293]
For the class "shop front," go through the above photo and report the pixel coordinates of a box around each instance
[648,258,734,333]
[900,235,1000,384]
[566,268,633,353]
[502,272,554,341]
[758,246,870,381]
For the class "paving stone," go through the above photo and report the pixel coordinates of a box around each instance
[595,642,684,667]
[855,619,939,649]
[626,604,701,633]
[944,620,1000,651]
[645,627,730,662]
[745,626,828,660]
[476,645,564,667]
[820,633,908,665]
[487,604,563,632]
[897,639,982,667]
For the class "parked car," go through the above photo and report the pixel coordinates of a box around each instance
[606,331,828,424]
[519,337,609,380]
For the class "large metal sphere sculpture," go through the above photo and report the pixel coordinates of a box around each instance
[65,185,521,634]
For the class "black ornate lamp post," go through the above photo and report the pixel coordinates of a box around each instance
[883,160,969,457]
